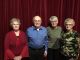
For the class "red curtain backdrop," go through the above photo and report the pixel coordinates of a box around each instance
[0,0,80,60]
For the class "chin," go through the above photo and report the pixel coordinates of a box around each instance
[14,29,19,31]
[66,29,71,31]
[52,26,57,27]
[36,25,40,27]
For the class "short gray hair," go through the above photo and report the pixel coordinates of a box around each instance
[49,16,58,21]
[10,18,21,26]
[64,18,75,26]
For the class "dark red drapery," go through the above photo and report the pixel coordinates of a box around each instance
[0,0,80,60]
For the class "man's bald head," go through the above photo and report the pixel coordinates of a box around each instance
[32,16,42,28]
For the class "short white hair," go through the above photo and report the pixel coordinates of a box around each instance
[49,16,58,21]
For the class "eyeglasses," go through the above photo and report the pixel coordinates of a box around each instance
[65,24,73,26]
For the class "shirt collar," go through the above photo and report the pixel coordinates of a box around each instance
[32,26,43,30]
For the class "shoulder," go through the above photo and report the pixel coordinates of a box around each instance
[27,26,33,31]
[20,30,25,34]
[41,26,47,29]
[19,31,27,38]
[6,31,13,35]
[73,30,77,33]
[5,31,13,38]
[47,26,52,32]
[73,30,78,36]
[41,26,47,32]
[57,26,62,30]
[47,26,50,29]
[72,30,78,35]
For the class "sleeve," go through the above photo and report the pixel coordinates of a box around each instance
[75,31,79,49]
[44,29,48,51]
[20,32,29,57]
[74,31,80,58]
[75,31,79,48]
[47,27,50,42]
[60,31,64,49]
[4,33,15,60]
[26,28,30,42]
[77,33,80,49]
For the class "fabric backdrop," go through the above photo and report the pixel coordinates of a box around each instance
[0,0,80,60]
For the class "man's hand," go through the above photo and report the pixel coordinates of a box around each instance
[44,51,47,57]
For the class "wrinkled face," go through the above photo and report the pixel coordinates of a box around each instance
[12,21,20,31]
[65,22,74,31]
[50,19,58,27]
[33,16,42,28]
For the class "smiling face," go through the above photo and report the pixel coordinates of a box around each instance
[65,22,74,31]
[50,19,58,27]
[33,16,42,28]
[12,21,20,31]
[64,18,75,31]
[10,18,21,31]
[50,16,58,28]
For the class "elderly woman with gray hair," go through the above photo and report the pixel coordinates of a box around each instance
[61,18,79,60]
[47,16,62,60]
[4,18,29,60]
